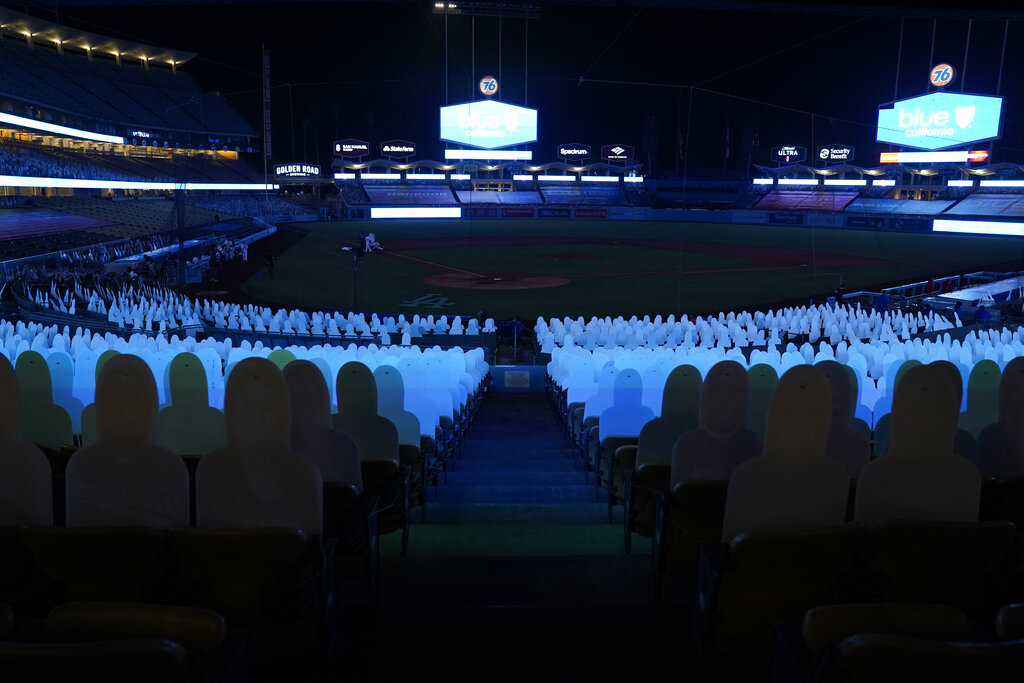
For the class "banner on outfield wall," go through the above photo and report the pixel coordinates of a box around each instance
[846,216,886,230]
[465,207,499,218]
[574,208,608,219]
[501,207,535,218]
[538,207,572,218]
[769,212,804,225]
[889,217,931,232]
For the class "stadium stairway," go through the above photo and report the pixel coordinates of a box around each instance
[334,391,693,677]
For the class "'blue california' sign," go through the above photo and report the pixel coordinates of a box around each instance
[877,92,1003,151]
[439,100,538,149]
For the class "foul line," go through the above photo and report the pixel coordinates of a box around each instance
[377,249,488,278]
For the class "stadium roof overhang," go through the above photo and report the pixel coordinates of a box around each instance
[0,7,195,66]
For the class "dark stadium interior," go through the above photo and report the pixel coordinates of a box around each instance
[3,1,1024,681]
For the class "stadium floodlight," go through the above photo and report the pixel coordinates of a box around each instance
[778,178,819,185]
[947,180,975,187]
[443,149,533,161]
[512,174,534,181]
[934,219,1024,237]
[0,111,124,144]
[872,179,896,186]
[334,173,356,180]
[581,176,619,183]
[823,179,867,186]
[623,176,644,183]
[360,173,401,180]
[371,207,462,219]
[537,175,575,182]
[752,178,774,185]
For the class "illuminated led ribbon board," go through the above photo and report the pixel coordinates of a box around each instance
[0,176,277,191]
[439,100,537,149]
[877,92,1002,151]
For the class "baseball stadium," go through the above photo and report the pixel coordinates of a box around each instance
[1,1,1024,681]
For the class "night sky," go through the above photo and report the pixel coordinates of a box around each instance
[21,1,1024,176]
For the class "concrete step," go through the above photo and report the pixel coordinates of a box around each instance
[433,483,608,504]
[421,501,620,525]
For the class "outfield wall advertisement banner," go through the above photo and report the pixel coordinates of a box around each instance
[769,212,804,225]
[439,100,538,149]
[876,92,1003,150]
[501,207,536,218]
[538,207,572,218]
[574,208,608,219]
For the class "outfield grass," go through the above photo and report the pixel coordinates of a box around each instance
[240,219,1024,319]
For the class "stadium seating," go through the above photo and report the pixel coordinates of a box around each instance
[846,197,955,214]
[947,194,1024,217]
[754,190,859,211]
[0,38,252,137]
[363,184,456,205]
